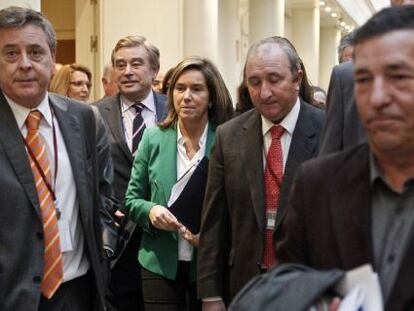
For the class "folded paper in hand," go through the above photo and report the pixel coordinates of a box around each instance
[167,157,209,233]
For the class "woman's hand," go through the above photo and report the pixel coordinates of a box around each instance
[149,205,182,231]
[180,226,199,247]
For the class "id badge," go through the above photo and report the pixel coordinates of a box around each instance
[266,209,277,230]
[58,219,74,252]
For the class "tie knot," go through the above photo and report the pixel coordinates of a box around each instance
[133,102,144,114]
[26,110,42,130]
[270,125,284,140]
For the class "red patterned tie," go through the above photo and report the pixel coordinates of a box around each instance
[263,125,284,268]
[25,110,63,298]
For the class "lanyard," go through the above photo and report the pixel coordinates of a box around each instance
[23,107,59,203]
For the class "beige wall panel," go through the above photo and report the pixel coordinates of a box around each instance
[319,26,341,91]
[100,0,182,75]
[0,0,39,10]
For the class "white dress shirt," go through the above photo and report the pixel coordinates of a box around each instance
[176,122,208,261]
[261,97,301,171]
[6,93,89,282]
[121,91,158,152]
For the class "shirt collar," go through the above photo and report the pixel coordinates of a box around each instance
[120,90,156,113]
[5,92,53,130]
[177,121,208,149]
[261,96,301,137]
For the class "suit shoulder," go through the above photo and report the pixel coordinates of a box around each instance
[301,144,368,178]
[94,94,119,109]
[216,109,257,132]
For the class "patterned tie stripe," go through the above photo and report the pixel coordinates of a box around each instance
[132,103,146,154]
[25,110,63,299]
[263,125,284,268]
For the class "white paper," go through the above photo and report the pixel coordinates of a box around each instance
[335,264,383,311]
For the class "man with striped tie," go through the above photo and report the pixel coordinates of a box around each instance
[0,6,117,311]
[95,36,167,311]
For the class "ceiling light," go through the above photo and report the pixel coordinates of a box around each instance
[340,21,346,27]
[320,1,326,5]
[325,6,332,12]
[331,12,337,18]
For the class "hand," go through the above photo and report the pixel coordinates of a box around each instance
[328,297,341,311]
[114,210,125,227]
[202,300,226,311]
[180,226,199,247]
[149,205,181,231]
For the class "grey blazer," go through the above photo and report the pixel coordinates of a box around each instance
[94,91,167,257]
[0,92,116,311]
[197,100,324,302]
[318,61,367,155]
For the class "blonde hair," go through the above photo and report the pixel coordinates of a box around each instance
[49,63,92,96]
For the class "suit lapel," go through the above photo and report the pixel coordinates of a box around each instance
[153,92,168,122]
[275,101,319,230]
[50,96,91,226]
[158,127,178,203]
[241,110,265,229]
[330,145,373,269]
[0,92,41,219]
[103,95,133,163]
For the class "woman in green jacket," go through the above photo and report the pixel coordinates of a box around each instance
[125,56,233,311]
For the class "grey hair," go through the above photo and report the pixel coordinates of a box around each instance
[245,36,302,79]
[337,31,355,62]
[0,6,56,53]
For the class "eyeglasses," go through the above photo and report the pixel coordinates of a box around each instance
[70,81,92,89]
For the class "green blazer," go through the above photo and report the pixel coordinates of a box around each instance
[125,123,216,281]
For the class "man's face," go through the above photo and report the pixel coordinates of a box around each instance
[354,30,414,157]
[0,24,55,108]
[339,45,354,63]
[245,44,302,123]
[113,46,157,102]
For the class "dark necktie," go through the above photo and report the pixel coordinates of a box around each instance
[25,110,63,298]
[263,125,284,268]
[132,103,146,155]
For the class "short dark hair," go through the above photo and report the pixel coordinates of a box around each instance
[0,6,56,53]
[354,6,414,47]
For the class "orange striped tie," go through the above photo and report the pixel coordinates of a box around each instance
[25,110,63,299]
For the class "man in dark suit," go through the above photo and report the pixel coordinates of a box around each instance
[95,35,167,311]
[318,0,414,156]
[197,36,324,310]
[277,7,414,311]
[0,7,116,311]
[318,61,366,155]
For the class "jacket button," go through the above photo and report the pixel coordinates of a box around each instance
[33,276,41,283]
[36,232,43,240]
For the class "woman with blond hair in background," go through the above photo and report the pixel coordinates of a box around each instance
[125,56,234,311]
[49,63,92,102]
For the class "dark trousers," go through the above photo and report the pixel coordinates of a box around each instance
[108,229,143,311]
[142,261,201,311]
[38,273,93,311]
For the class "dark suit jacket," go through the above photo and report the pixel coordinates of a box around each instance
[197,100,324,302]
[95,92,168,207]
[0,92,115,311]
[276,144,414,311]
[318,61,367,155]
